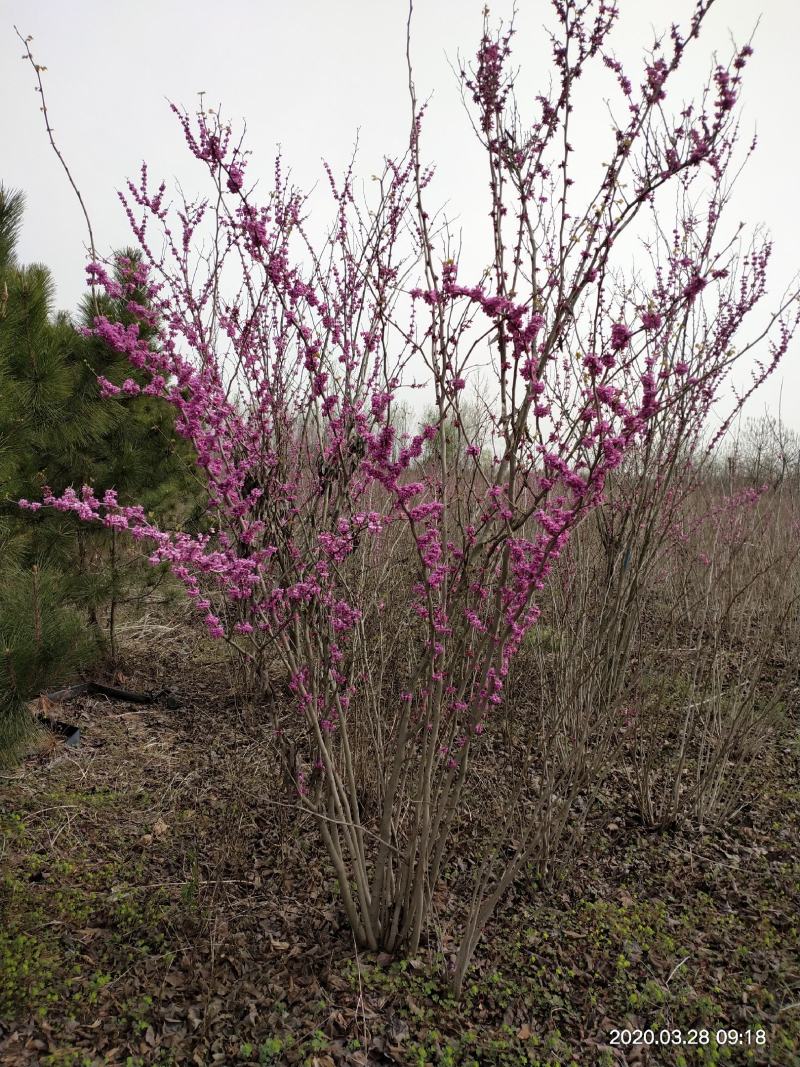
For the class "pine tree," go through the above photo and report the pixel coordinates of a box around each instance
[0,185,87,760]
[0,184,196,764]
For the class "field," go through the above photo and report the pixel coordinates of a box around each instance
[2,581,799,1066]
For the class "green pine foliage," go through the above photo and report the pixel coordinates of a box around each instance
[0,566,92,767]
[0,184,197,764]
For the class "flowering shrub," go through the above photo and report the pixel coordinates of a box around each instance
[29,1,798,991]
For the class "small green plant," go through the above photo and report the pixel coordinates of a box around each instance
[83,971,112,1006]
[0,931,58,1020]
[258,1038,286,1063]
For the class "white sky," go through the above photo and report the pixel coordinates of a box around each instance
[2,0,798,427]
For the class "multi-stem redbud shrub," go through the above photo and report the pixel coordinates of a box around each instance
[28,0,797,988]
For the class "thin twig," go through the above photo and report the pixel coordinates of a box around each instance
[15,27,99,309]
[666,955,690,985]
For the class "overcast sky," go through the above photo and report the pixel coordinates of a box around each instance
[2,0,798,429]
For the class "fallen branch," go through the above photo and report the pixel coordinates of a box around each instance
[40,682,182,709]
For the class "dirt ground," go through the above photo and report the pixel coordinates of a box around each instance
[1,627,798,1067]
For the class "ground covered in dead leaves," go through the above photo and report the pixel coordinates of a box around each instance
[1,636,798,1067]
